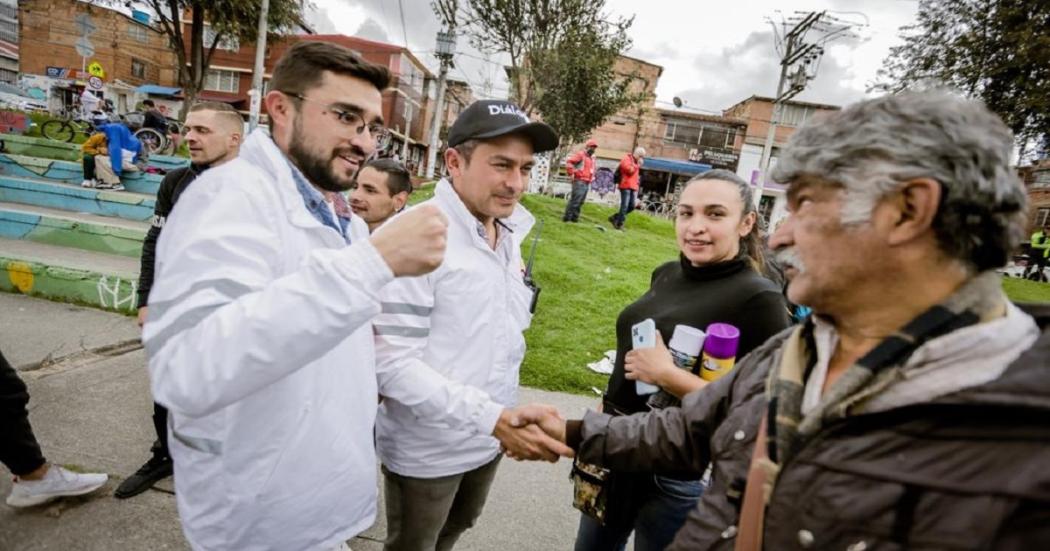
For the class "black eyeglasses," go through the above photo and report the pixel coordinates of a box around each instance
[284,91,391,147]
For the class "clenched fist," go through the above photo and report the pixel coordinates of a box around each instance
[370,204,448,277]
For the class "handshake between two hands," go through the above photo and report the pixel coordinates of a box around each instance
[492,405,575,463]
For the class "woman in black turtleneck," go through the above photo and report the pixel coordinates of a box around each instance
[575,170,791,551]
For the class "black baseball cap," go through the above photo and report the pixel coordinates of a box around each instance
[446,100,559,152]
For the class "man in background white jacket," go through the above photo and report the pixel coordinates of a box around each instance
[373,100,569,551]
[142,41,448,551]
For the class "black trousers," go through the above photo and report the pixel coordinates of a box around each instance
[0,348,46,476]
[152,401,170,460]
[1026,254,1048,282]
[563,181,590,221]
[82,154,96,180]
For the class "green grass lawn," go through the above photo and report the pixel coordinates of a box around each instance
[410,184,1050,395]
[1002,276,1050,303]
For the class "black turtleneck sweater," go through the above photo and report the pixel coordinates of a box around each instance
[604,255,792,415]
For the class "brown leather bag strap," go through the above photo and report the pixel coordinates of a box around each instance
[734,415,770,551]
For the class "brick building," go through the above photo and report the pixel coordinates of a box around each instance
[193,33,437,172]
[723,95,840,224]
[1020,159,1050,236]
[0,0,17,83]
[18,0,177,112]
[586,55,663,161]
[440,78,474,137]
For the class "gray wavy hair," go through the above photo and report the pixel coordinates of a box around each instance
[771,91,1027,272]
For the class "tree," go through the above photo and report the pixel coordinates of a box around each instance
[442,0,639,146]
[530,24,637,147]
[873,0,1050,160]
[95,0,305,118]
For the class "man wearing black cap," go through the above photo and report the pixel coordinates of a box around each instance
[371,100,569,551]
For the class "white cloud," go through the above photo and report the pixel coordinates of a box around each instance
[305,0,919,110]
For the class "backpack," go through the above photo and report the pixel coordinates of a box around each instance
[612,166,623,185]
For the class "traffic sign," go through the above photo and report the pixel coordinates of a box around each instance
[87,61,106,78]
[75,37,95,58]
[87,76,104,90]
[74,13,98,36]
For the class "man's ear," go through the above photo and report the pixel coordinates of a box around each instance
[445,147,468,180]
[883,177,941,246]
[263,91,293,136]
[392,191,409,211]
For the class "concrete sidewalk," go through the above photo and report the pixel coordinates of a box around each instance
[0,293,598,551]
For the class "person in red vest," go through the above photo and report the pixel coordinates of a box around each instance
[608,146,646,230]
[562,138,598,222]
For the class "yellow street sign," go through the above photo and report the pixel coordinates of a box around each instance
[87,61,106,79]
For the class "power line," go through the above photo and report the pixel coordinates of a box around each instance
[396,0,409,48]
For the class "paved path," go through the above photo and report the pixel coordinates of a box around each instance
[0,293,598,550]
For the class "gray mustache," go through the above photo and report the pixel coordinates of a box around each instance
[775,248,805,273]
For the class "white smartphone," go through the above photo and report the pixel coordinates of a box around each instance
[631,319,659,395]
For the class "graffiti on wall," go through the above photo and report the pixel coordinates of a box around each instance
[97,275,138,312]
[6,260,34,293]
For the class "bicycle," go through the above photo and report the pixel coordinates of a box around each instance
[41,109,98,143]
[133,117,182,156]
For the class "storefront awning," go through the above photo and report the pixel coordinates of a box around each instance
[135,84,182,96]
[642,157,712,176]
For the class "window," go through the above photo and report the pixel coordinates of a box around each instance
[128,23,149,43]
[778,104,814,127]
[1032,170,1050,189]
[204,69,239,93]
[202,26,239,51]
[131,58,146,79]
[664,119,700,146]
[699,126,733,149]
[1037,208,1050,228]
[400,54,423,88]
[665,119,737,149]
[759,195,775,226]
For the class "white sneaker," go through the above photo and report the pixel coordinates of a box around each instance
[6,465,108,507]
[95,182,125,191]
[80,179,96,188]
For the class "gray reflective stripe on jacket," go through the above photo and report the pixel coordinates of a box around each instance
[143,278,254,357]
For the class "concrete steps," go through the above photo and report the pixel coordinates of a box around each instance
[0,132,190,171]
[0,175,155,221]
[0,135,175,313]
[0,237,140,312]
[0,202,147,258]
[0,152,163,195]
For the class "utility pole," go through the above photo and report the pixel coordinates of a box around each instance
[425,31,456,179]
[248,0,271,132]
[755,10,824,207]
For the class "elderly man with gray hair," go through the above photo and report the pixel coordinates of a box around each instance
[517,91,1050,550]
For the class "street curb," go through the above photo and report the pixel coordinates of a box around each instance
[1,257,138,314]
[17,337,142,372]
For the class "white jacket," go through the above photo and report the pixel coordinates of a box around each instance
[374,179,535,478]
[142,130,393,550]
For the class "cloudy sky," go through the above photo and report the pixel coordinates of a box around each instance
[305,0,919,112]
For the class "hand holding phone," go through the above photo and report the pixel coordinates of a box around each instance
[631,319,659,395]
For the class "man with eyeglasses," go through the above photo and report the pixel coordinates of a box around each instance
[141,40,449,550]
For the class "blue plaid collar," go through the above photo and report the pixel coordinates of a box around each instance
[287,157,351,243]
